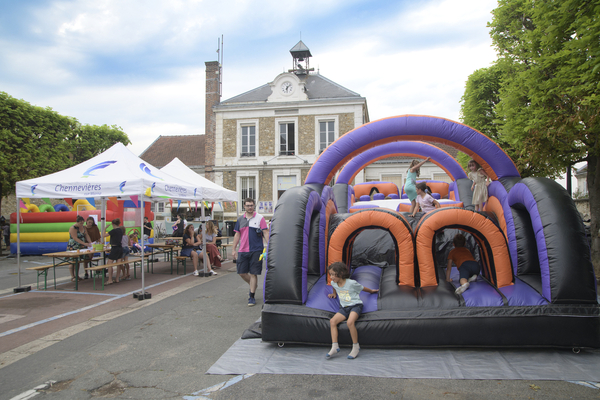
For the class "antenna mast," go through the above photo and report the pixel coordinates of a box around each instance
[217,35,223,98]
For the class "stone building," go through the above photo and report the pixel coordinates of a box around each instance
[211,41,369,217]
[140,41,453,220]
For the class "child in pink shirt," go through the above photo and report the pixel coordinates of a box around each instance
[411,182,440,217]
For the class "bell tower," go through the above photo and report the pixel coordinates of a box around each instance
[289,40,314,75]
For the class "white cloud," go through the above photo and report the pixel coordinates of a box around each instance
[265,0,497,126]
[1,0,501,156]
[399,0,496,34]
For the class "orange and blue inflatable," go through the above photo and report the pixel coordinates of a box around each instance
[11,199,154,255]
[261,115,599,348]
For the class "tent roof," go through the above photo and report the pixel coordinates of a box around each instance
[16,143,202,200]
[160,157,238,202]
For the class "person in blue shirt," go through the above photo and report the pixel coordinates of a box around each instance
[326,262,378,360]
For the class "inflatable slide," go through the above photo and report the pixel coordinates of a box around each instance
[11,199,154,255]
[261,115,599,348]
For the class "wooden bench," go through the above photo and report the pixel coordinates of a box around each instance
[175,256,187,275]
[220,243,235,260]
[147,247,178,273]
[85,257,143,290]
[27,261,74,290]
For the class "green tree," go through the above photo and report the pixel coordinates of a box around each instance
[0,92,130,216]
[71,124,130,165]
[460,65,504,143]
[462,0,600,273]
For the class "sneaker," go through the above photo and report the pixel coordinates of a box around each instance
[84,274,89,279]
[468,275,478,283]
[193,271,199,276]
[455,282,470,295]
[210,270,217,276]
[248,297,256,307]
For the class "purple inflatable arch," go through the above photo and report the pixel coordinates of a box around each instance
[337,141,468,184]
[306,115,520,185]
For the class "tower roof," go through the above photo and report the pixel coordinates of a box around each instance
[219,73,362,105]
[290,40,312,59]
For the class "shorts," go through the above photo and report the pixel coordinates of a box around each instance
[337,303,363,319]
[237,251,263,276]
[459,260,481,280]
[122,246,130,257]
[180,247,201,258]
[108,246,123,261]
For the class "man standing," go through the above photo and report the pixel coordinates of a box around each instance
[231,198,269,306]
[143,217,152,240]
[2,221,9,250]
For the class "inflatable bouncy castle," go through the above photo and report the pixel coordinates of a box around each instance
[261,115,599,348]
[11,199,154,255]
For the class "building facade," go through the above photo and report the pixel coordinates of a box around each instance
[139,41,454,221]
[212,41,369,217]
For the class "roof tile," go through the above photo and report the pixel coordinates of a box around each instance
[139,135,205,168]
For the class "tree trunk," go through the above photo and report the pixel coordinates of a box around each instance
[587,154,600,281]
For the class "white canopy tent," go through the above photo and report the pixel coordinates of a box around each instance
[160,157,239,274]
[14,143,203,295]
[161,157,237,202]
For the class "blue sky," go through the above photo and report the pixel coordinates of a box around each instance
[1,0,501,157]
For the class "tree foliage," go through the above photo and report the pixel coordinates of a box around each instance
[460,64,504,143]
[489,0,600,176]
[461,0,600,272]
[0,91,130,202]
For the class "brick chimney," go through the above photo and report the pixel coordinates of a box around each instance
[204,61,220,182]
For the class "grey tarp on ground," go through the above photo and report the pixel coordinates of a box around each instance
[208,338,600,381]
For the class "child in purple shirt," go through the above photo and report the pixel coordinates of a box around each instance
[411,182,440,217]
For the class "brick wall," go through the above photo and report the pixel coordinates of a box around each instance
[339,113,355,136]
[298,115,314,155]
[223,119,237,158]
[259,170,272,201]
[205,61,220,182]
[301,168,310,185]
[259,117,275,157]
[222,170,236,212]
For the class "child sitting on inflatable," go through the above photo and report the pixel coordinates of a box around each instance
[445,233,480,295]
[326,262,379,360]
[411,182,440,217]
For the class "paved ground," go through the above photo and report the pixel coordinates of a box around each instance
[1,251,599,399]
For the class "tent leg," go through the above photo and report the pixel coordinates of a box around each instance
[134,192,151,300]
[202,203,207,275]
[13,196,31,293]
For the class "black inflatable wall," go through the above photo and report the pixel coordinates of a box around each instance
[510,177,596,304]
[511,206,541,276]
[307,212,321,277]
[351,229,396,269]
[455,178,474,206]
[265,186,320,304]
[332,183,350,213]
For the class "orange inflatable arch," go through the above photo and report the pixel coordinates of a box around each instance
[415,208,513,288]
[327,209,415,286]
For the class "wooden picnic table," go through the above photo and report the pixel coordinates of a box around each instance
[145,243,177,273]
[39,248,106,290]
